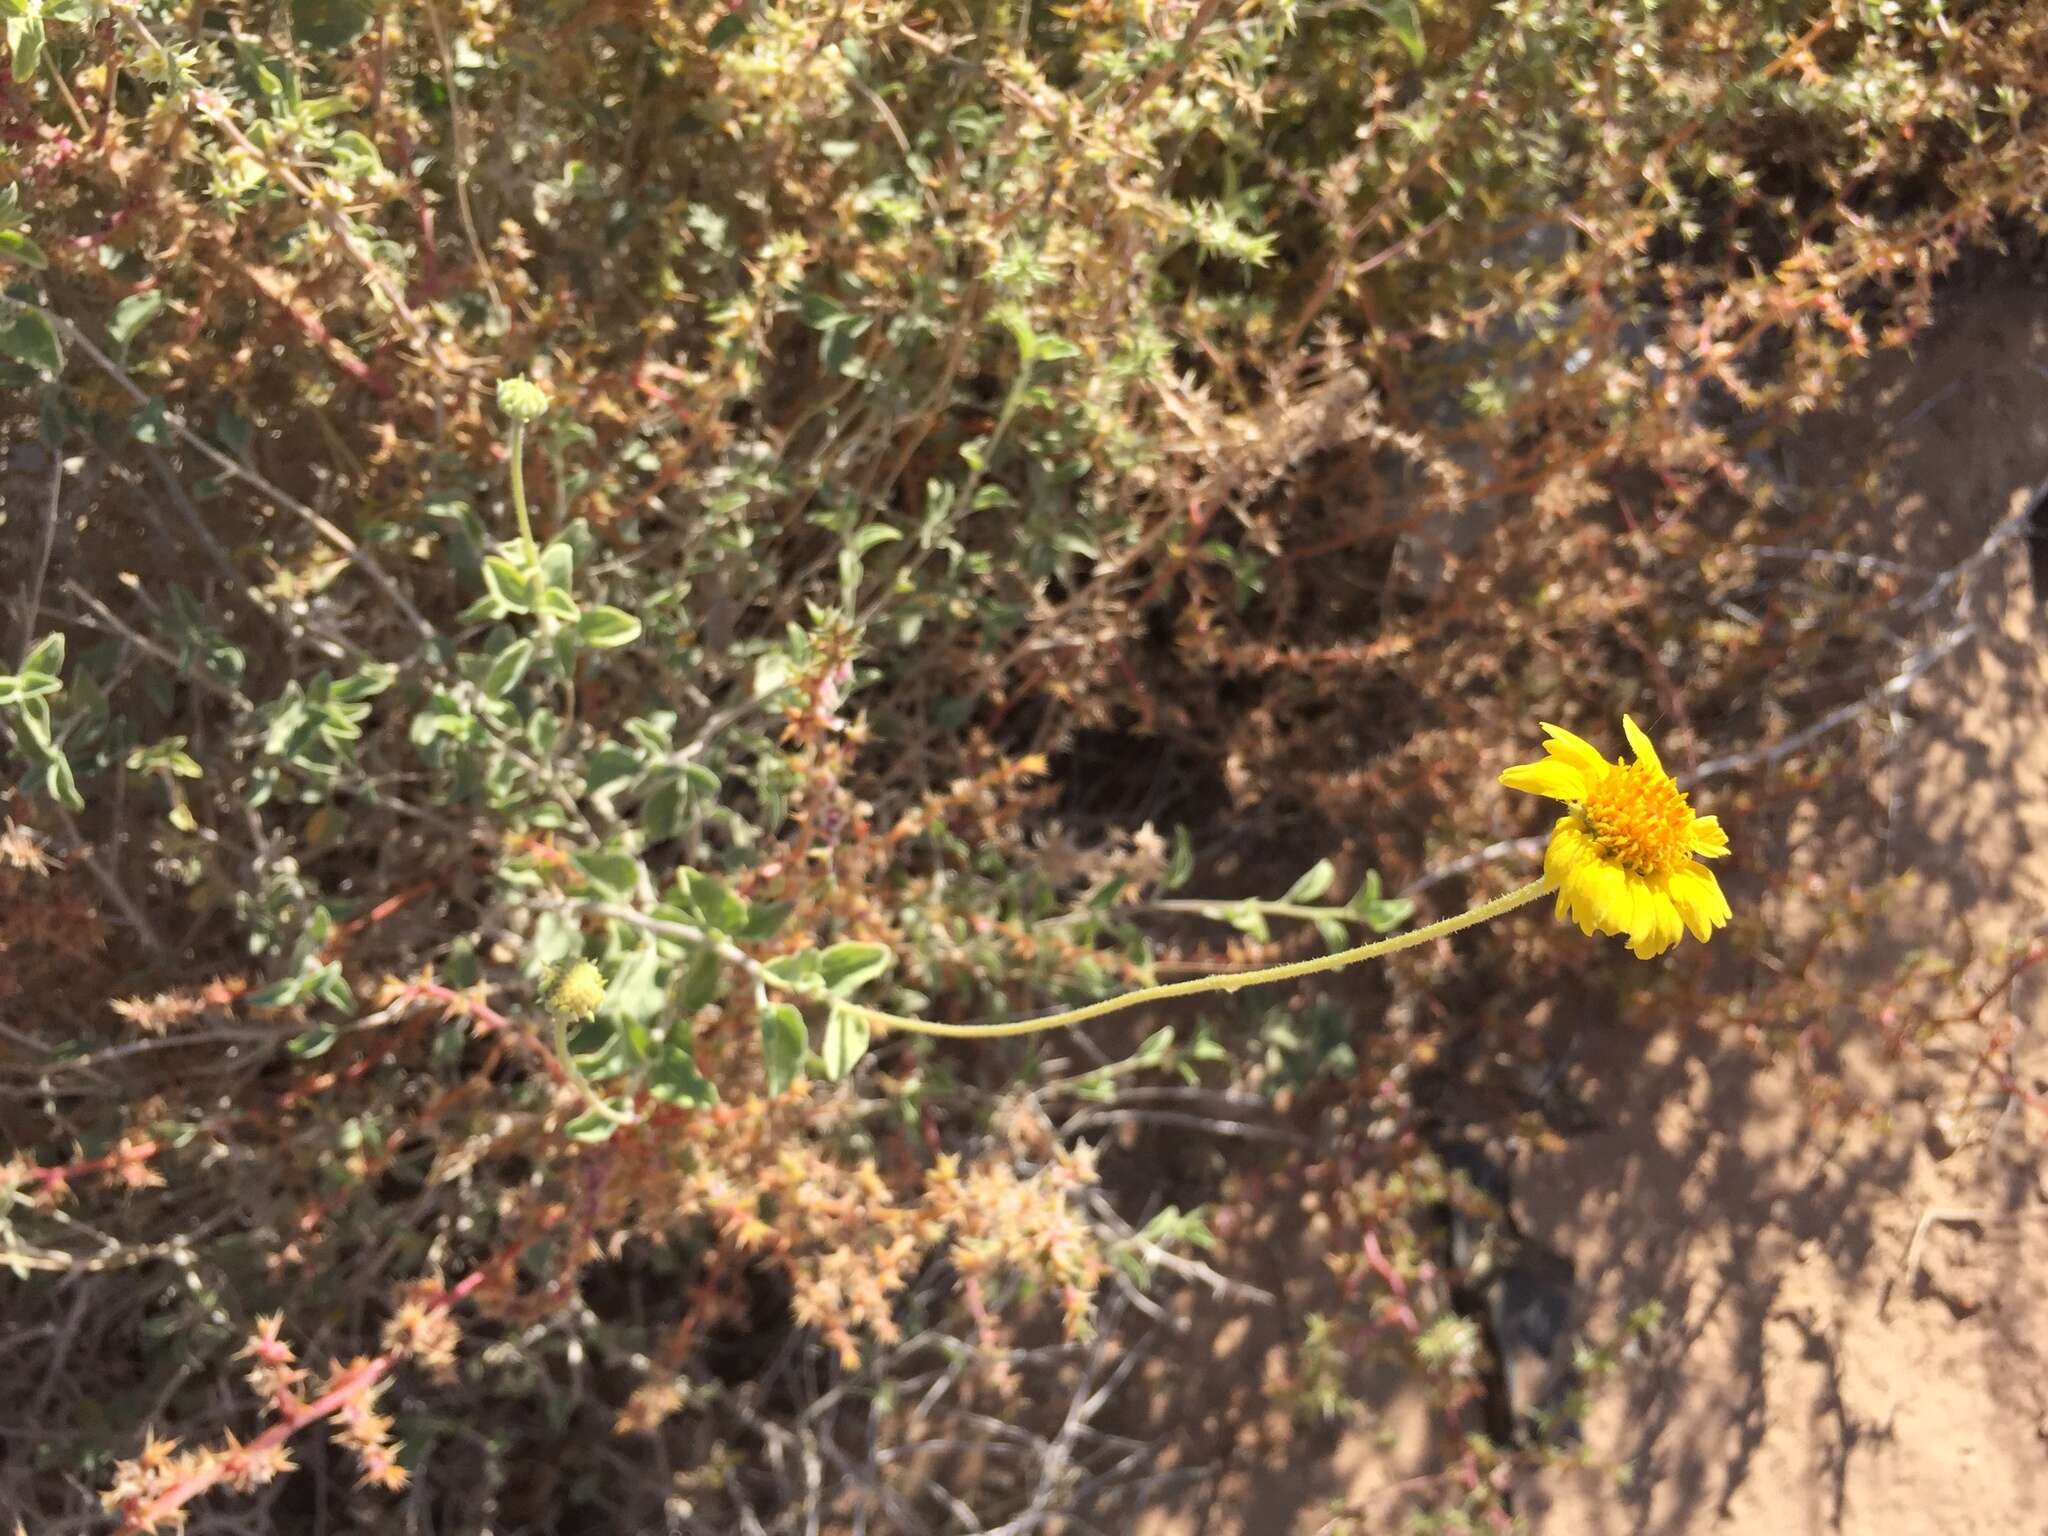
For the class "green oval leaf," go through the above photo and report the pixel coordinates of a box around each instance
[564,1105,623,1142]
[572,847,642,899]
[1363,895,1417,934]
[576,605,643,649]
[1365,0,1425,64]
[20,631,62,680]
[679,945,723,1011]
[0,307,62,375]
[108,289,166,349]
[7,14,44,83]
[481,554,536,614]
[682,868,748,934]
[292,0,373,50]
[600,945,664,1030]
[481,637,535,699]
[30,745,82,813]
[1283,858,1337,905]
[820,941,891,996]
[0,228,47,270]
[648,1034,717,1107]
[821,1002,871,1082]
[760,1002,807,1096]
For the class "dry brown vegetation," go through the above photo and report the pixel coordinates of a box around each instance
[2,2,2046,1531]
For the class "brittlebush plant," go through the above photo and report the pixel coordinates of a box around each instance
[0,0,2042,1530]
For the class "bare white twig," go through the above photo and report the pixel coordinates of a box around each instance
[1878,1205,1991,1318]
[1403,834,1546,898]
[1738,543,1919,577]
[1406,493,2020,899]
[128,444,352,661]
[62,579,254,710]
[422,0,508,325]
[20,448,64,665]
[1060,1106,1310,1147]
[1690,618,1976,779]
[1900,500,2030,619]
[40,309,435,640]
[1085,1189,1276,1307]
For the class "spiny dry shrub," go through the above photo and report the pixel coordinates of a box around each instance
[1,0,2045,1530]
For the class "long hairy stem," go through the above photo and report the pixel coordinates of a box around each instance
[850,878,1552,1039]
[552,1010,636,1125]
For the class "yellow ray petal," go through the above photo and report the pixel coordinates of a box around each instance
[1668,863,1731,941]
[1500,758,1588,802]
[1688,814,1730,858]
[1539,722,1609,778]
[1622,879,1679,957]
[1619,875,1653,951]
[1559,857,1626,938]
[1620,714,1664,776]
[1543,819,1596,889]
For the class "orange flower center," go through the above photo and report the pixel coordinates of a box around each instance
[1577,761,1691,878]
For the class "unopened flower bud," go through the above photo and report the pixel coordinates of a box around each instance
[496,376,550,423]
[540,959,606,1022]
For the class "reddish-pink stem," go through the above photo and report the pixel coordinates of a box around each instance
[1362,1229,1420,1335]
[114,1271,489,1533]
[29,1138,159,1190]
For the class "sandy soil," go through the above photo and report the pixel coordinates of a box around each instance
[1130,289,2048,1536]
[1521,291,2048,1536]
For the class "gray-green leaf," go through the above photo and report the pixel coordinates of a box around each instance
[30,746,82,813]
[564,1105,622,1142]
[682,868,748,934]
[288,1022,339,1058]
[1283,858,1337,905]
[291,0,374,49]
[0,228,46,270]
[108,289,167,350]
[1362,894,1417,934]
[481,637,535,699]
[760,1002,807,1096]
[572,847,642,899]
[0,307,62,375]
[820,1002,871,1081]
[601,945,665,1029]
[481,554,536,614]
[647,1036,717,1107]
[1366,0,1424,63]
[575,605,643,649]
[678,945,723,1011]
[1223,903,1270,943]
[819,941,891,996]
[20,631,62,680]
[7,14,43,82]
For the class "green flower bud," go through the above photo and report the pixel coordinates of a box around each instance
[497,376,550,423]
[540,959,607,1023]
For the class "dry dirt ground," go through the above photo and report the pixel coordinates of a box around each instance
[1519,290,2048,1536]
[1130,289,2048,1535]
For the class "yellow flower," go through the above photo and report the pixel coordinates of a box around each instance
[1501,715,1731,959]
